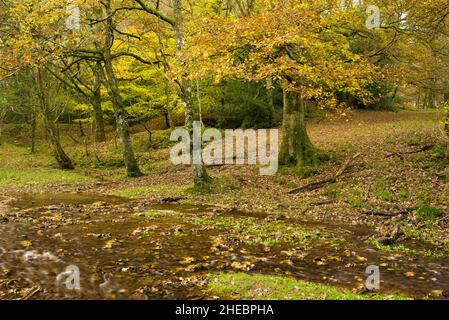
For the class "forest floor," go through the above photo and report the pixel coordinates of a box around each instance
[0,110,448,300]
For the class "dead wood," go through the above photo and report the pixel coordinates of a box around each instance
[385,144,434,159]
[289,153,362,194]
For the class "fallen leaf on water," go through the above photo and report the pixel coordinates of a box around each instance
[180,257,195,264]
[280,260,293,266]
[430,290,443,298]
[103,240,116,249]
[20,240,32,249]
[327,256,342,262]
[230,261,254,271]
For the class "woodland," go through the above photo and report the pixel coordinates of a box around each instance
[0,0,448,300]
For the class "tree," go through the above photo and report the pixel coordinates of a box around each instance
[36,67,74,169]
[0,0,148,176]
[46,61,107,143]
[190,0,377,169]
[0,70,39,153]
[132,0,211,185]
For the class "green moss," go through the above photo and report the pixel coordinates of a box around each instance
[415,204,441,221]
[208,273,408,300]
[293,167,319,179]
[418,191,432,204]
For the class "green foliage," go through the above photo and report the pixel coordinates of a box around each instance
[205,80,281,129]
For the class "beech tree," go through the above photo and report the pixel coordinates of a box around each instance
[131,0,212,185]
[190,0,378,169]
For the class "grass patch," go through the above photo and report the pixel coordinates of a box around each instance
[192,216,332,248]
[412,145,449,171]
[208,273,408,300]
[0,143,92,187]
[415,204,441,221]
[397,187,411,200]
[345,190,366,208]
[369,240,447,259]
[0,168,92,187]
[143,209,183,219]
[373,178,394,201]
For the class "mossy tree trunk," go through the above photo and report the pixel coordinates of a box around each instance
[444,101,449,138]
[36,68,74,170]
[266,77,276,126]
[91,62,106,142]
[444,84,449,138]
[101,0,142,177]
[173,0,211,187]
[30,112,37,153]
[279,87,318,169]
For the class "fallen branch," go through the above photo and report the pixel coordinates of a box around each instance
[361,208,411,218]
[289,153,362,194]
[436,214,449,223]
[362,210,408,217]
[23,286,40,300]
[310,199,336,206]
[385,144,434,159]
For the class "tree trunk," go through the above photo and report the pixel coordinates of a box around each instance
[163,78,173,129]
[279,87,318,168]
[445,110,449,138]
[0,112,4,146]
[78,121,85,137]
[163,110,172,129]
[266,77,276,126]
[36,68,74,170]
[43,113,74,169]
[101,0,142,177]
[425,88,436,109]
[92,62,106,142]
[30,113,36,153]
[173,0,210,186]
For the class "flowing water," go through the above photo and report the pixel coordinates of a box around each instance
[0,193,448,300]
